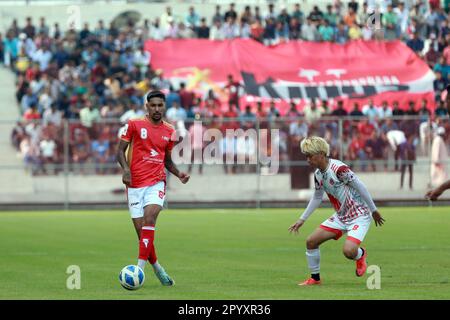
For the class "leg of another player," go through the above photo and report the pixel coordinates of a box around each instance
[300,228,336,285]
[342,239,367,277]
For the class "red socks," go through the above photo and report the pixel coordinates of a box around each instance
[138,225,157,264]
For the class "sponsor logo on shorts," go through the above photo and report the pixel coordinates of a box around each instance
[158,191,165,199]
[328,217,334,222]
[352,225,359,230]
[130,202,139,207]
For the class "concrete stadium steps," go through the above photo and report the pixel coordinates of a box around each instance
[0,67,35,195]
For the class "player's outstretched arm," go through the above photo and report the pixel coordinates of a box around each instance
[426,179,450,201]
[164,152,190,184]
[117,139,131,186]
[347,174,385,227]
[289,189,324,234]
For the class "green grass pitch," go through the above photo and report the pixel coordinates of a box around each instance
[0,207,449,299]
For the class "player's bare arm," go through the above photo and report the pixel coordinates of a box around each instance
[117,139,131,186]
[165,151,190,184]
[426,179,450,201]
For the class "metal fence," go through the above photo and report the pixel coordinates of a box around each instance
[2,115,450,209]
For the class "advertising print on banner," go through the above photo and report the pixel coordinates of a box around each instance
[145,39,435,114]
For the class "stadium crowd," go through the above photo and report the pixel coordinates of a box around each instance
[1,1,450,177]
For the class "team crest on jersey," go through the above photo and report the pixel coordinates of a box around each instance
[162,136,170,141]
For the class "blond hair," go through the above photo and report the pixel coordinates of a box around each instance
[300,136,330,156]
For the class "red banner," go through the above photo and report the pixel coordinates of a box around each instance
[145,39,435,114]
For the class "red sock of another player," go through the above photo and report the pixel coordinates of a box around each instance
[138,225,155,262]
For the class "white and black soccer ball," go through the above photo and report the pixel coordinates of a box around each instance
[119,265,145,290]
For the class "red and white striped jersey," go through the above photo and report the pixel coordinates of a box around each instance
[314,159,370,223]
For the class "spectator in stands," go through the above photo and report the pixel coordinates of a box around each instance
[386,129,407,171]
[398,134,416,189]
[349,102,364,117]
[407,32,425,55]
[70,128,90,174]
[186,6,201,28]
[331,100,348,116]
[303,100,323,124]
[91,129,110,175]
[348,131,369,171]
[404,100,418,115]
[23,102,40,122]
[196,18,211,39]
[362,99,380,121]
[392,101,405,117]
[224,3,238,22]
[43,103,63,126]
[79,99,100,137]
[238,105,256,129]
[179,82,195,110]
[378,101,393,119]
[431,126,449,187]
[39,133,58,174]
[166,100,187,129]
[365,131,388,172]
[188,115,206,175]
[435,99,449,117]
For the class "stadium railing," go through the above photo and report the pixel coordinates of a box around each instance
[1,115,450,209]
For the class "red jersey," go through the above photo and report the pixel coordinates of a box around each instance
[120,117,175,188]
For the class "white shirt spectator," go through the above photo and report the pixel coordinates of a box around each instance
[134,50,151,70]
[120,108,145,124]
[386,130,406,151]
[166,106,187,123]
[39,92,53,111]
[210,23,225,40]
[32,48,52,71]
[378,104,393,119]
[80,106,100,128]
[301,23,318,41]
[43,108,63,126]
[149,23,165,40]
[289,121,308,137]
[40,139,57,158]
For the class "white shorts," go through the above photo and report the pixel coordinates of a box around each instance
[320,213,372,245]
[127,181,166,219]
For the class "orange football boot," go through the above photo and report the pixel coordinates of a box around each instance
[298,278,321,286]
[355,248,367,277]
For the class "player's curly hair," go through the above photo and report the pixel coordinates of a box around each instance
[300,136,330,156]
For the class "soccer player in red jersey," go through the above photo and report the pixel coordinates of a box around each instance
[117,90,190,286]
[288,136,385,286]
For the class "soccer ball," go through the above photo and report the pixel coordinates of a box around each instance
[119,265,145,290]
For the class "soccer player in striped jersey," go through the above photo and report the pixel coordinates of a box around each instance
[288,136,385,286]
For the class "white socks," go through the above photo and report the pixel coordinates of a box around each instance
[137,259,146,270]
[306,249,321,274]
[151,261,162,272]
[354,248,364,260]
